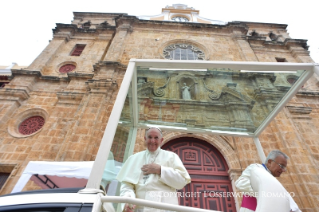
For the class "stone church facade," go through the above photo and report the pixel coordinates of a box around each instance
[0,4,318,212]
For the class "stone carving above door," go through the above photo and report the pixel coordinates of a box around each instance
[132,68,293,133]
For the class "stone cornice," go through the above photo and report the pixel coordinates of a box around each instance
[67,72,94,79]
[52,24,116,41]
[236,21,287,29]
[85,79,118,94]
[73,12,127,19]
[0,88,29,104]
[115,16,139,32]
[71,12,287,29]
[286,105,312,114]
[56,91,86,105]
[10,69,41,79]
[248,37,309,56]
[10,68,94,81]
[138,18,247,28]
[93,61,127,72]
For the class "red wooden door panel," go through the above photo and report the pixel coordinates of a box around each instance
[162,137,236,212]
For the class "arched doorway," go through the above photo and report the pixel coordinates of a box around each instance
[162,137,236,212]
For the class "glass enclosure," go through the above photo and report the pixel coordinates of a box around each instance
[91,60,314,210]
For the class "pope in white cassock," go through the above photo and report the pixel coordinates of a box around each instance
[116,127,191,212]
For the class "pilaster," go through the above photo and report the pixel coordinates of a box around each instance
[103,17,137,62]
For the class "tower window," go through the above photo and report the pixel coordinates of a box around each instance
[71,44,86,56]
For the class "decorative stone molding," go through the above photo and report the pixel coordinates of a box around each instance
[222,86,255,106]
[85,79,118,94]
[115,16,137,33]
[53,23,116,41]
[0,88,30,106]
[137,81,154,97]
[202,79,220,100]
[153,77,171,97]
[7,108,49,138]
[92,61,127,79]
[67,72,94,79]
[10,69,41,78]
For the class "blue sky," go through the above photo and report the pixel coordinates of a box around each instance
[1,0,318,66]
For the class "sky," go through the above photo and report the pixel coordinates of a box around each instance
[1,0,318,66]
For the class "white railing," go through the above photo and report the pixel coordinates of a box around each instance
[96,195,222,212]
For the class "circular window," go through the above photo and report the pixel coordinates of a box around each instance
[18,116,45,135]
[8,108,48,138]
[59,64,76,73]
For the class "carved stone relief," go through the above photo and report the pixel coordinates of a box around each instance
[124,69,291,133]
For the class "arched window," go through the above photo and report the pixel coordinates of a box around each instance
[163,43,205,60]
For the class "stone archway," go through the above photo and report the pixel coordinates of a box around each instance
[161,134,241,211]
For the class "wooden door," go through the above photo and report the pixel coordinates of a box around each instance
[162,137,236,212]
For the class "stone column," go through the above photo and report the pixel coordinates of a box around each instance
[231,28,259,61]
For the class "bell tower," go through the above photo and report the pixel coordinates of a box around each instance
[138,4,226,25]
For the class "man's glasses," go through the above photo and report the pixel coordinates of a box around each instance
[272,160,287,171]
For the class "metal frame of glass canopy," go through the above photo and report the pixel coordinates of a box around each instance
[85,59,318,192]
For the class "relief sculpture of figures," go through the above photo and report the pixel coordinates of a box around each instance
[182,83,192,100]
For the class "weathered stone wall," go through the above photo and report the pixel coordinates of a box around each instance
[0,12,318,212]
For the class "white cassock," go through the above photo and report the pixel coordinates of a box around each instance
[235,164,301,212]
[116,148,191,212]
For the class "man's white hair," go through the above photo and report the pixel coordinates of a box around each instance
[265,149,289,164]
[145,127,162,136]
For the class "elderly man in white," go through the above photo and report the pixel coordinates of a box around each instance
[116,127,191,212]
[235,150,301,212]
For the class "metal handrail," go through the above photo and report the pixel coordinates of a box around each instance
[100,196,222,212]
